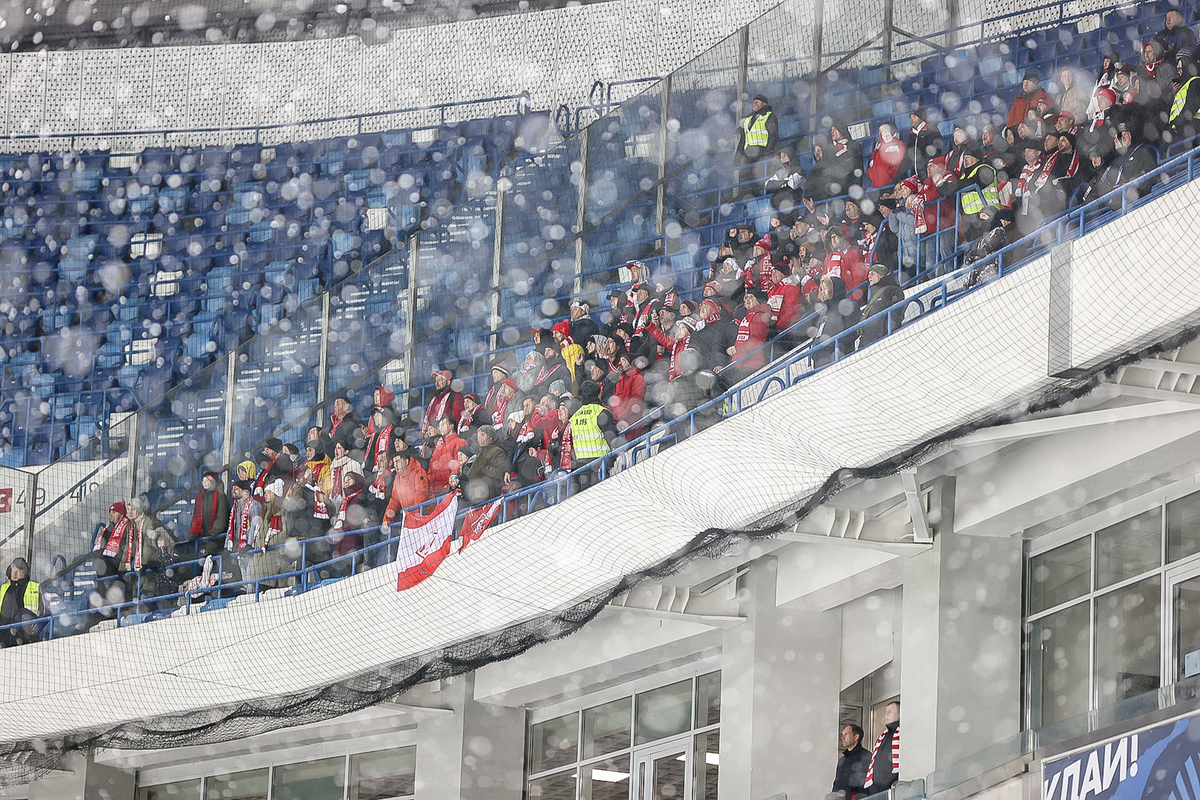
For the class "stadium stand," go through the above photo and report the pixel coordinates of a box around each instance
[2,0,1198,648]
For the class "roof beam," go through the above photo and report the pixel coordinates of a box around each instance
[901,472,933,544]
[953,400,1200,448]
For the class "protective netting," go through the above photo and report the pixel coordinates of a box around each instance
[2,176,1199,783]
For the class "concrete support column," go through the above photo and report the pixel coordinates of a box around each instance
[28,752,135,800]
[414,674,525,800]
[899,506,1023,780]
[719,557,842,800]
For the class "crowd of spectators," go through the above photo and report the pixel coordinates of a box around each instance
[15,12,1195,639]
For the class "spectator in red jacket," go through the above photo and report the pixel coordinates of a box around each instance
[1007,71,1053,128]
[422,370,464,430]
[822,227,868,297]
[609,351,647,441]
[766,262,803,336]
[867,122,907,187]
[743,237,775,292]
[725,289,773,379]
[428,416,467,494]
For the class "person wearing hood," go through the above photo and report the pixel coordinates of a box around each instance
[1007,71,1053,129]
[764,146,805,211]
[188,469,230,553]
[421,369,464,431]
[867,122,907,187]
[609,351,647,441]
[1088,52,1122,116]
[0,558,43,646]
[1169,52,1200,141]
[365,385,398,436]
[873,197,918,282]
[822,226,868,298]
[461,425,509,503]
[905,107,943,179]
[1137,40,1177,116]
[734,93,780,196]
[945,125,974,174]
[809,275,861,368]
[766,261,804,338]
[251,437,292,500]
[826,118,865,197]
[743,237,776,292]
[364,406,398,476]
[857,262,906,348]
[330,472,368,574]
[960,206,1016,288]
[327,439,364,511]
[806,140,836,201]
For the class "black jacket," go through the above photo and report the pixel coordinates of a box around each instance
[570,315,600,347]
[809,277,861,366]
[832,744,871,797]
[688,314,738,370]
[906,123,943,178]
[858,274,905,348]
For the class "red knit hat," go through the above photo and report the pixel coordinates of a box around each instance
[110,500,127,516]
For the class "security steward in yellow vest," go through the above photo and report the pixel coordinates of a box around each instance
[0,557,44,647]
[735,94,780,197]
[1169,54,1200,140]
[569,381,619,490]
[951,146,1000,241]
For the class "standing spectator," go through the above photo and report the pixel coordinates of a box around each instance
[945,125,973,174]
[585,358,615,402]
[767,262,803,336]
[831,724,871,799]
[725,288,772,378]
[569,382,620,489]
[422,370,464,430]
[569,299,600,344]
[1056,67,1090,124]
[382,449,433,524]
[458,393,491,439]
[946,145,999,241]
[188,469,230,555]
[960,206,1016,288]
[690,297,738,371]
[428,416,468,494]
[0,557,43,646]
[1137,40,1177,118]
[1170,53,1200,141]
[743,238,775,292]
[1013,138,1048,238]
[226,480,262,555]
[324,395,364,451]
[143,530,181,611]
[905,107,942,179]
[662,349,722,441]
[857,263,906,348]
[809,276,860,368]
[875,198,918,281]
[1081,121,1158,207]
[327,439,364,510]
[463,425,509,503]
[644,313,693,382]
[822,227,868,298]
[807,141,836,201]
[95,500,141,603]
[249,479,292,588]
[609,352,647,440]
[1154,9,1196,59]
[252,437,289,499]
[330,473,368,573]
[1007,72,1052,128]
[867,122,907,187]
[364,407,398,476]
[863,701,901,796]
[765,146,805,212]
[1087,53,1122,117]
[826,118,865,197]
[734,94,779,196]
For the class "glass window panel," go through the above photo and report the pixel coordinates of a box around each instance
[528,768,576,800]
[1096,509,1162,589]
[1173,575,1200,681]
[695,672,721,727]
[1168,491,1200,563]
[580,755,631,800]
[1095,576,1161,709]
[694,731,720,800]
[349,747,416,800]
[582,697,631,759]
[635,680,693,745]
[1026,601,1090,729]
[205,769,269,800]
[1028,537,1091,614]
[138,781,202,800]
[530,712,579,775]
[651,747,688,800]
[271,757,346,800]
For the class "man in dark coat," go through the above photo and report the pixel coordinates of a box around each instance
[858,263,906,348]
[689,298,738,371]
[569,299,600,345]
[187,469,230,554]
[832,723,871,799]
[905,107,943,179]
[464,425,510,503]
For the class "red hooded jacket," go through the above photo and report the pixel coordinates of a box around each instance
[731,304,773,370]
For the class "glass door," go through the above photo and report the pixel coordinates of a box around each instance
[1166,562,1200,682]
[633,740,692,800]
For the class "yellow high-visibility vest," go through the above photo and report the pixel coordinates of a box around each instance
[569,404,611,459]
[1171,76,1200,123]
[959,163,1000,215]
[741,111,773,149]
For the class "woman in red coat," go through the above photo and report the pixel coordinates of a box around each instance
[428,416,467,494]
[867,122,907,188]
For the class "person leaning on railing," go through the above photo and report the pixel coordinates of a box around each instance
[1079,117,1159,208]
[0,557,43,647]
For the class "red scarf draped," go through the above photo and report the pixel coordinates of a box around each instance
[227,498,257,550]
[103,517,139,569]
[334,488,363,531]
[369,469,393,500]
[534,362,563,385]
[190,488,220,537]
[253,454,279,496]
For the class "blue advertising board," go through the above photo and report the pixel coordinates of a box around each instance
[1043,713,1200,800]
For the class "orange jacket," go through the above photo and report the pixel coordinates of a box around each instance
[383,460,433,523]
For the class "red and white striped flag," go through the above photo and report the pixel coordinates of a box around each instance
[459,499,502,553]
[395,493,459,591]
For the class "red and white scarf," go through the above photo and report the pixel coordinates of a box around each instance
[226,497,257,550]
[334,488,362,531]
[371,424,393,465]
[534,362,564,386]
[425,390,455,425]
[863,724,901,788]
[369,469,393,501]
[253,454,279,497]
[102,517,139,570]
